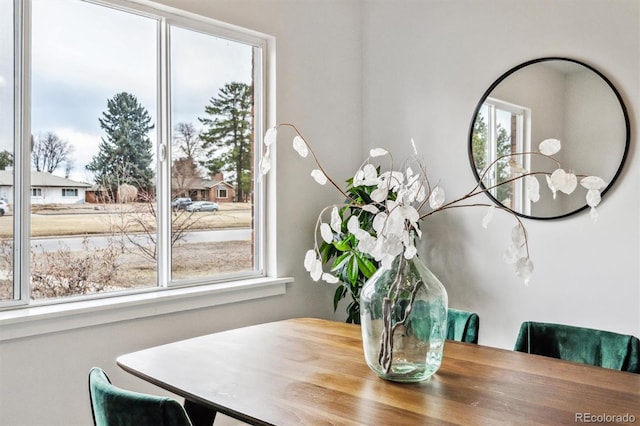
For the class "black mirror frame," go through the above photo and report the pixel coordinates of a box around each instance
[467,57,630,220]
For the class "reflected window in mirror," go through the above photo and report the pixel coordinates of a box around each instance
[468,57,630,220]
[472,98,530,214]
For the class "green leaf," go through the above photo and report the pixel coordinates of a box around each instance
[331,252,351,272]
[347,255,359,285]
[356,255,378,279]
[333,285,347,311]
[332,237,351,252]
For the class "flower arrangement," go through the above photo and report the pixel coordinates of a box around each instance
[259,124,604,323]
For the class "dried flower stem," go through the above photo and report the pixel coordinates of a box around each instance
[378,256,426,374]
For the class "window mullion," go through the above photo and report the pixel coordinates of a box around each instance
[14,0,31,305]
[157,17,170,288]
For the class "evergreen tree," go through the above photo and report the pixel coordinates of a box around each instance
[87,92,154,196]
[198,82,253,202]
[0,150,13,171]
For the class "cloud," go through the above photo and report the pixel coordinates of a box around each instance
[28,0,253,183]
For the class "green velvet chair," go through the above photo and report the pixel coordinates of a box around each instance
[514,322,640,373]
[447,308,480,343]
[89,367,209,426]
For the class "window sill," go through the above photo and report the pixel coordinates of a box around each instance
[0,277,291,342]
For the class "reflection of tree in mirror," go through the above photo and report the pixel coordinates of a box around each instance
[199,82,253,202]
[472,112,514,207]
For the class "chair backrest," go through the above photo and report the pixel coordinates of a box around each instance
[514,322,640,373]
[447,308,480,344]
[88,367,192,426]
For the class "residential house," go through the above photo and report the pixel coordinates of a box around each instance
[1,1,638,425]
[0,170,92,205]
[173,172,236,203]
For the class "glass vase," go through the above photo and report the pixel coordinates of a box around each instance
[360,255,448,382]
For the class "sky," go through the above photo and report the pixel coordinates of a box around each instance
[0,0,253,182]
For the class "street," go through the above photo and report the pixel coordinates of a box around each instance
[30,228,252,251]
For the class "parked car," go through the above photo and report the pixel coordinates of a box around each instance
[186,201,219,212]
[0,199,9,216]
[171,197,192,210]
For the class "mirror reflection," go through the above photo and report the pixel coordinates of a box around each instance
[469,58,629,219]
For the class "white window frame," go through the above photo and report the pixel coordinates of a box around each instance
[483,97,531,213]
[0,0,286,339]
[30,188,42,198]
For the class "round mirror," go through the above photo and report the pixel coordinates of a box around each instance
[468,57,630,220]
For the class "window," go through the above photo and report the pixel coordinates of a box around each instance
[1,0,269,308]
[217,187,228,199]
[472,97,531,213]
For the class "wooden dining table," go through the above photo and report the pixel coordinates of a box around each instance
[117,317,640,425]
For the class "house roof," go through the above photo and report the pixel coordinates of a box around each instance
[0,170,92,188]
[171,177,234,190]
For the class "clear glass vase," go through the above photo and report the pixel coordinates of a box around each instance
[360,255,448,382]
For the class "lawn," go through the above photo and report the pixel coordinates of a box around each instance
[0,202,252,237]
[0,202,255,300]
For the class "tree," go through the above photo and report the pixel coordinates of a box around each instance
[172,122,202,197]
[198,82,253,202]
[0,150,13,170]
[31,131,74,174]
[174,122,201,160]
[471,112,513,205]
[86,92,154,196]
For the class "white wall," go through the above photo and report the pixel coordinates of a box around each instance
[2,1,639,425]
[361,0,639,349]
[0,1,362,425]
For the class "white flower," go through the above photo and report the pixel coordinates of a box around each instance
[539,138,561,155]
[330,207,342,232]
[311,169,327,185]
[515,257,534,286]
[525,175,540,202]
[580,176,606,190]
[580,176,605,223]
[303,249,317,271]
[354,164,378,186]
[258,150,271,178]
[370,148,388,157]
[429,186,445,209]
[346,215,360,234]
[511,225,526,247]
[503,244,523,264]
[361,204,378,214]
[370,187,388,203]
[264,127,277,146]
[404,244,417,259]
[482,205,495,229]
[292,135,308,157]
[322,273,339,284]
[304,249,323,281]
[380,171,404,192]
[549,168,577,195]
[586,189,601,208]
[320,222,333,243]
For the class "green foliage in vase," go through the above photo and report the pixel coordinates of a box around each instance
[319,177,380,324]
